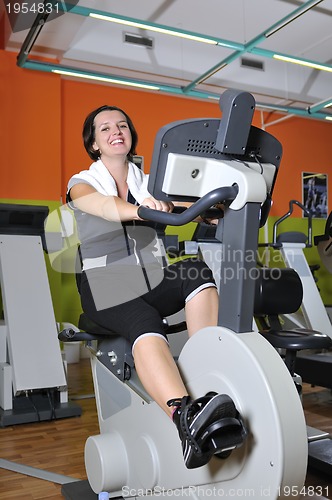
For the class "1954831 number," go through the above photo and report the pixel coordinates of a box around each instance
[278,485,329,497]
[6,2,59,14]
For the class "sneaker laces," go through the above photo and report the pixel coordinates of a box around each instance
[167,395,213,456]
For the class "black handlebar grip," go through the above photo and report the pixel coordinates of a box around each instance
[137,186,238,226]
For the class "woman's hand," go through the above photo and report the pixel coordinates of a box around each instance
[141,197,174,213]
[200,203,225,225]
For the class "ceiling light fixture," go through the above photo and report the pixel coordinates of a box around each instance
[89,13,218,45]
[52,69,160,90]
[273,54,332,73]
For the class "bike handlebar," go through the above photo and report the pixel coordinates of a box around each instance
[137,186,238,226]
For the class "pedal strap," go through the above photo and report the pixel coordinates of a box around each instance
[198,416,248,452]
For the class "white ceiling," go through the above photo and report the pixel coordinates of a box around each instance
[4,0,332,120]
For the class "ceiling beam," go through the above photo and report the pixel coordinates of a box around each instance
[183,0,325,90]
[19,58,331,122]
[15,0,332,122]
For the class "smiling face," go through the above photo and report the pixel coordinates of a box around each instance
[92,109,132,161]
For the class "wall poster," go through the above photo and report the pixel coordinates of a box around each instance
[302,172,328,218]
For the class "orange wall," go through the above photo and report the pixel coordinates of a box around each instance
[266,117,332,216]
[0,51,62,200]
[1,49,331,216]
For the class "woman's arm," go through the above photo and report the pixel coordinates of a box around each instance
[69,183,173,222]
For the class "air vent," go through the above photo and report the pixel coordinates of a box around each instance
[241,57,264,71]
[124,32,153,49]
[186,139,223,156]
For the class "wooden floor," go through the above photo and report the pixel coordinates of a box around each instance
[1,358,332,499]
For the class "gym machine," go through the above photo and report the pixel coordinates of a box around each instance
[266,202,332,475]
[60,89,322,499]
[316,211,332,274]
[0,203,81,426]
[272,200,332,338]
[270,202,332,390]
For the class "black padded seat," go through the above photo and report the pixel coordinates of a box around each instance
[295,352,332,390]
[58,311,187,382]
[259,328,331,387]
[254,267,331,381]
[58,313,119,342]
[58,313,134,381]
[77,312,187,338]
[78,312,117,336]
[259,328,331,352]
[276,231,308,245]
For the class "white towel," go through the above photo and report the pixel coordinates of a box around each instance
[68,159,150,203]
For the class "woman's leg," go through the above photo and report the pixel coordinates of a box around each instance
[185,286,219,337]
[132,283,219,417]
[132,331,242,471]
[132,334,188,416]
[142,259,219,339]
[82,267,244,468]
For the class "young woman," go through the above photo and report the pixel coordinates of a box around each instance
[67,105,241,469]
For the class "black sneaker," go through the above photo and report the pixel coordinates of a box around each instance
[168,393,248,469]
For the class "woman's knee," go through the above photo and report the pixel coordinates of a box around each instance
[132,332,169,356]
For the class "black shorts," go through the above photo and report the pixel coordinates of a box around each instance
[80,258,216,347]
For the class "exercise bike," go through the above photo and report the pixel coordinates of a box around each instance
[266,203,332,474]
[271,200,332,339]
[316,211,332,275]
[61,90,313,499]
